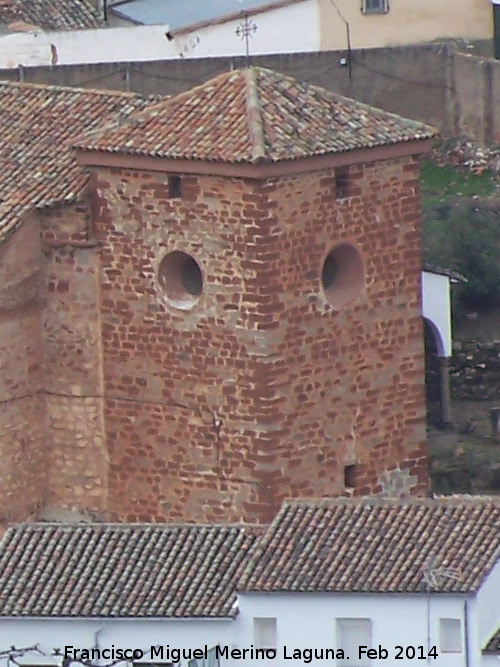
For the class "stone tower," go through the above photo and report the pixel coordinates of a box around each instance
[73,67,434,523]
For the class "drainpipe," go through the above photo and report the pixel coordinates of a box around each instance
[464,600,470,667]
[493,0,500,59]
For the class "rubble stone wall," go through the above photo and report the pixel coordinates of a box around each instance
[91,154,427,524]
[0,221,46,520]
[40,203,108,515]
[451,341,500,400]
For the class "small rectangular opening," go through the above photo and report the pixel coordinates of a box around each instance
[439,618,463,653]
[344,464,357,489]
[254,617,277,649]
[335,167,350,199]
[362,0,389,14]
[168,175,182,198]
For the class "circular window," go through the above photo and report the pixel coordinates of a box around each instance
[158,251,203,310]
[321,243,364,307]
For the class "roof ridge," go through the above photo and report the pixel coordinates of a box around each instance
[7,521,265,529]
[0,79,147,100]
[279,495,500,509]
[244,68,266,163]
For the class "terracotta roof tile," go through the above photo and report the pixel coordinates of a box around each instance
[77,66,437,162]
[239,497,500,594]
[0,81,153,243]
[0,523,261,618]
[0,0,103,30]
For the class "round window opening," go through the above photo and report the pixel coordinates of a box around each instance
[158,251,203,310]
[321,243,364,307]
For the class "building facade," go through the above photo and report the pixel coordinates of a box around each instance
[0,68,434,524]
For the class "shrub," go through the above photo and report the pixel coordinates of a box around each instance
[423,202,500,311]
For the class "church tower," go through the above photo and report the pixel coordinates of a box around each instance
[76,67,435,523]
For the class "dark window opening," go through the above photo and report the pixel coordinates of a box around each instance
[344,464,357,489]
[168,175,182,198]
[322,253,338,292]
[182,255,203,296]
[335,167,350,199]
[362,0,389,14]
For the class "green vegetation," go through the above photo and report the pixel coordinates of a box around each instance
[421,159,500,312]
[421,160,499,208]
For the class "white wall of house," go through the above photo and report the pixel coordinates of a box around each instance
[0,1,318,69]
[236,592,476,666]
[0,25,174,68]
[172,0,319,58]
[0,589,498,667]
[422,270,452,357]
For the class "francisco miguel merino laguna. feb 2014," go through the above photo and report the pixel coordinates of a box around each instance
[65,645,439,663]
[63,646,347,663]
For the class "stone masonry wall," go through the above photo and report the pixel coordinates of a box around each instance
[0,221,46,520]
[451,341,500,400]
[92,154,427,524]
[39,202,107,514]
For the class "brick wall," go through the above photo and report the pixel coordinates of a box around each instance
[90,154,427,523]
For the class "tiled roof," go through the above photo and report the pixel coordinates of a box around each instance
[484,627,500,653]
[0,0,103,30]
[0,523,261,618]
[109,0,303,30]
[239,497,500,594]
[76,66,436,163]
[0,81,152,243]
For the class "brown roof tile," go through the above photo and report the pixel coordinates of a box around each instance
[76,66,437,163]
[0,0,103,30]
[0,523,261,618]
[239,497,500,594]
[0,81,153,243]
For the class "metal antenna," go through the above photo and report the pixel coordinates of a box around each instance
[235,11,258,65]
[422,558,462,664]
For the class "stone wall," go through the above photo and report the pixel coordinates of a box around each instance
[40,202,108,514]
[0,221,46,521]
[91,154,427,524]
[451,341,500,400]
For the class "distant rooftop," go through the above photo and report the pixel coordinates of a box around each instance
[110,0,298,28]
[0,81,153,243]
[0,0,103,31]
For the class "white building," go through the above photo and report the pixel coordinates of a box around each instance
[0,498,499,667]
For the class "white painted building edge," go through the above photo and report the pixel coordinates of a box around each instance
[422,270,452,357]
[0,1,319,68]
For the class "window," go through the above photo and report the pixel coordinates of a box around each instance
[158,251,203,310]
[344,464,357,489]
[439,618,462,653]
[254,617,277,649]
[362,0,389,14]
[321,243,365,307]
[168,175,182,198]
[337,618,372,666]
[335,167,350,199]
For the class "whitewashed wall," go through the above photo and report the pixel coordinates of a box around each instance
[0,588,497,667]
[0,1,319,69]
[422,270,452,357]
[236,592,475,667]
